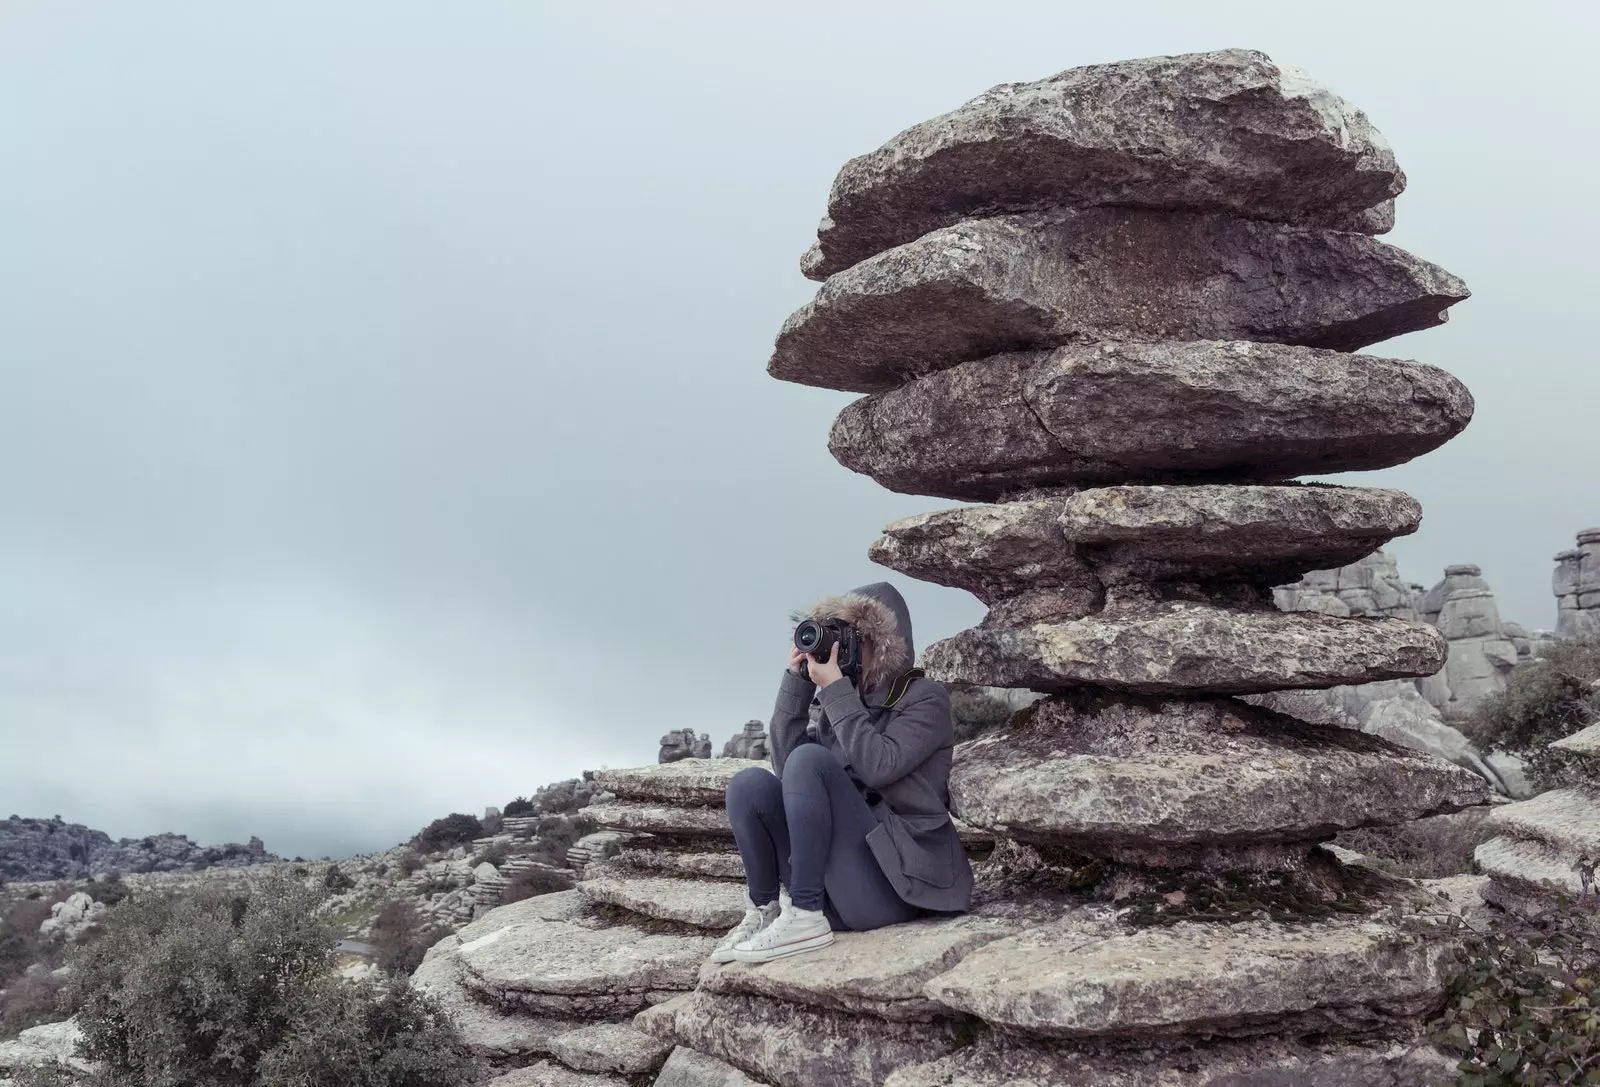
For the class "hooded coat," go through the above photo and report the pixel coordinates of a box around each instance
[769,581,974,914]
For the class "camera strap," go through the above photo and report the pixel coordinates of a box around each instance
[882,668,925,708]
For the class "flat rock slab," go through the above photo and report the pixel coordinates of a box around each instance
[1483,787,1600,857]
[699,914,1028,1021]
[612,848,746,880]
[548,1021,674,1075]
[1551,722,1600,759]
[923,602,1448,695]
[582,802,733,838]
[774,209,1465,393]
[453,891,602,944]
[830,341,1473,500]
[948,693,1485,862]
[803,48,1402,280]
[1475,835,1587,899]
[656,1046,766,1087]
[873,485,1419,614]
[595,760,764,805]
[922,914,1455,1038]
[671,990,961,1087]
[411,949,584,1059]
[483,1064,627,1087]
[457,917,715,1016]
[633,993,693,1042]
[884,1033,1456,1087]
[578,875,747,930]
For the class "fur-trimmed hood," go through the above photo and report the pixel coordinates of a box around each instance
[794,581,914,694]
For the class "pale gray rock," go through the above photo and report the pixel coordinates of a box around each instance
[923,602,1448,695]
[699,914,1025,1021]
[670,990,960,1087]
[884,1033,1457,1087]
[595,760,762,806]
[632,992,692,1042]
[548,1021,674,1075]
[1482,751,1535,800]
[802,49,1403,280]
[659,728,714,764]
[411,949,583,1059]
[1426,587,1519,720]
[655,1046,766,1087]
[1475,835,1589,902]
[581,802,732,838]
[0,1019,94,1077]
[721,721,770,761]
[483,1063,627,1087]
[1552,721,1600,759]
[1274,550,1424,622]
[38,891,106,942]
[949,693,1486,862]
[451,890,600,945]
[1483,787,1600,858]
[923,914,1456,1038]
[1419,563,1491,626]
[1554,529,1600,638]
[577,875,746,930]
[777,209,1466,393]
[830,341,1473,500]
[611,848,745,881]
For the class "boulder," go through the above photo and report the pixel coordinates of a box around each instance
[922,914,1456,1038]
[1475,836,1588,902]
[1274,550,1423,621]
[38,891,106,942]
[699,914,1026,1021]
[949,693,1486,862]
[1552,721,1600,759]
[581,802,732,838]
[830,341,1472,500]
[802,48,1402,279]
[774,209,1466,393]
[411,949,583,1059]
[483,1064,627,1087]
[0,1019,95,1077]
[548,1021,674,1076]
[577,875,747,930]
[1482,787,1600,858]
[595,760,762,806]
[1555,531,1600,638]
[922,602,1448,695]
[1418,563,1490,626]
[655,1046,765,1087]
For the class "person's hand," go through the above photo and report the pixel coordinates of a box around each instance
[787,645,809,677]
[806,641,845,688]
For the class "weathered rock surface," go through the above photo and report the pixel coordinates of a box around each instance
[1555,529,1600,638]
[923,914,1455,1038]
[873,485,1419,616]
[802,48,1403,280]
[548,1021,674,1076]
[37,891,107,943]
[884,1033,1457,1087]
[700,914,1025,1021]
[581,802,732,838]
[659,728,714,764]
[720,722,770,761]
[670,990,960,1087]
[1421,586,1519,719]
[775,209,1466,393]
[0,814,277,882]
[830,341,1473,499]
[595,760,761,806]
[1475,835,1587,900]
[611,848,746,881]
[0,1020,95,1078]
[412,949,583,1059]
[655,1046,766,1087]
[483,1064,627,1087]
[1482,787,1600,858]
[578,875,746,930]
[1552,721,1600,758]
[1275,550,1424,621]
[923,602,1448,695]
[949,693,1485,861]
[457,917,715,1016]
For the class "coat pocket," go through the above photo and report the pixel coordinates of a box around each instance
[883,812,958,890]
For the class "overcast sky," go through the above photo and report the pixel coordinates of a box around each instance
[2,2,1595,860]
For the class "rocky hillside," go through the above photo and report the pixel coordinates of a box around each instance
[0,816,278,883]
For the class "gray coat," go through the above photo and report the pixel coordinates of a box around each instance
[769,582,974,914]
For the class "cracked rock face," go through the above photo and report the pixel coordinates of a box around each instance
[802,49,1402,280]
[948,693,1486,860]
[830,341,1473,500]
[593,760,760,805]
[775,209,1465,392]
[922,914,1456,1038]
[547,1021,674,1076]
[580,802,732,838]
[922,602,1448,695]
[577,875,747,930]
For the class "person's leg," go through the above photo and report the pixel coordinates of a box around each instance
[780,745,919,932]
[725,766,790,906]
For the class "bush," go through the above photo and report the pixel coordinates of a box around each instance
[322,865,355,893]
[0,964,65,1039]
[481,812,503,836]
[1431,899,1600,1084]
[397,851,425,877]
[502,796,534,817]
[369,901,451,977]
[472,842,509,868]
[500,867,574,904]
[1333,811,1495,880]
[410,814,483,855]
[61,873,475,1086]
[86,874,129,909]
[1466,636,1600,752]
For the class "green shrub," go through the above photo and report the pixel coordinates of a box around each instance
[409,814,483,855]
[397,851,425,877]
[1466,636,1600,752]
[369,901,451,977]
[500,867,574,904]
[0,964,66,1039]
[1432,899,1600,1084]
[502,796,534,817]
[322,865,355,893]
[85,874,129,909]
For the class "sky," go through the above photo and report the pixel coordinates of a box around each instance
[1,1,1595,861]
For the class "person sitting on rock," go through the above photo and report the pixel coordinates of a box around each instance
[711,581,973,964]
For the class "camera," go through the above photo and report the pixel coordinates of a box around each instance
[793,618,863,683]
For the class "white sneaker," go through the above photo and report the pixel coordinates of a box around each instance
[730,904,833,963]
[709,895,780,964]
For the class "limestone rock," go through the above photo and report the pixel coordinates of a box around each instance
[884,1033,1457,1087]
[1552,721,1600,759]
[775,209,1465,393]
[578,875,747,930]
[659,728,714,764]
[1419,563,1490,626]
[830,341,1473,500]
[1554,529,1600,638]
[38,891,106,942]
[949,693,1486,862]
[1274,550,1423,621]
[670,990,961,1087]
[1426,587,1518,720]
[721,721,770,761]
[923,914,1456,1038]
[595,760,761,806]
[548,1021,674,1075]
[699,914,1025,1021]
[1482,788,1600,859]
[1475,835,1589,901]
[611,848,746,881]
[581,802,732,838]
[923,602,1448,695]
[633,993,693,1042]
[0,1019,94,1077]
[655,1046,766,1087]
[483,1063,627,1087]
[802,48,1403,279]
[411,949,582,1059]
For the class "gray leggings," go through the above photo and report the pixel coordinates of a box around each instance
[725,744,920,932]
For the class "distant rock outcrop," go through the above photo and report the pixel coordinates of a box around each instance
[1555,528,1600,638]
[658,729,712,764]
[0,815,277,882]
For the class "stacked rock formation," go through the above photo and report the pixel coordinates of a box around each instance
[1556,529,1600,638]
[720,720,769,760]
[659,729,713,764]
[692,49,1491,1085]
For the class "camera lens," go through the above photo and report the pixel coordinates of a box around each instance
[794,620,822,651]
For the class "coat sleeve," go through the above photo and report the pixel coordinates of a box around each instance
[815,678,951,789]
[768,670,817,779]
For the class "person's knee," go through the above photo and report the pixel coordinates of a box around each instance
[781,743,835,784]
[726,766,781,815]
